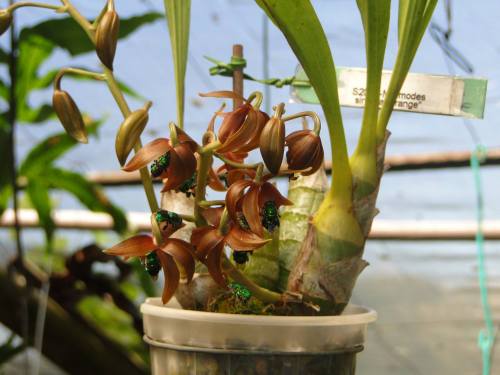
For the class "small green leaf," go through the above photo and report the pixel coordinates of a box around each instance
[164,0,191,129]
[26,178,55,247]
[44,168,128,233]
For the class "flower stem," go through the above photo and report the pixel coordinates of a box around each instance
[222,256,282,303]
[198,200,225,208]
[282,111,321,135]
[214,154,261,170]
[54,68,105,90]
[9,1,66,12]
[193,151,212,226]
[102,65,159,213]
[60,0,94,42]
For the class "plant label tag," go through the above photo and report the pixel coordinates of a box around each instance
[291,66,487,119]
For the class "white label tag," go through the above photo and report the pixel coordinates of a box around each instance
[337,68,465,116]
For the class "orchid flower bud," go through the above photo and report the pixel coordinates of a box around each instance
[52,89,88,143]
[115,101,152,165]
[259,103,285,175]
[95,2,120,70]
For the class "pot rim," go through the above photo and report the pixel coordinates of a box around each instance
[141,297,377,327]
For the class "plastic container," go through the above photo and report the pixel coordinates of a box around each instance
[141,297,377,375]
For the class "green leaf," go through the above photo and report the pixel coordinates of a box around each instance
[17,103,54,123]
[164,0,191,129]
[255,0,351,202]
[16,34,54,105]
[19,13,163,57]
[26,178,55,247]
[0,47,8,64]
[43,168,127,233]
[19,119,102,177]
[0,78,8,101]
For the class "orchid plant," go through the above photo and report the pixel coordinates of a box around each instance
[2,0,437,316]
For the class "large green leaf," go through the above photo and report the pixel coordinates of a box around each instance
[26,178,55,246]
[164,0,191,129]
[255,0,351,203]
[43,168,127,233]
[19,120,102,177]
[18,13,163,57]
[16,34,54,105]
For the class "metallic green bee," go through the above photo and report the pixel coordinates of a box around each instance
[155,210,183,232]
[232,251,250,265]
[262,200,280,232]
[150,151,170,178]
[178,172,197,197]
[228,282,251,300]
[145,251,161,278]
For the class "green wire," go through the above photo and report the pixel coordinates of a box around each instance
[471,145,496,375]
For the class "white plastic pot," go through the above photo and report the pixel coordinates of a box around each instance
[141,297,376,374]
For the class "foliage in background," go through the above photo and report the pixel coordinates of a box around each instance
[0,13,162,247]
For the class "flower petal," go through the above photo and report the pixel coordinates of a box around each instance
[259,182,293,208]
[236,110,269,153]
[218,104,251,143]
[191,226,224,260]
[207,167,226,192]
[225,179,252,222]
[216,109,258,154]
[241,184,264,236]
[225,225,270,251]
[157,251,180,304]
[205,241,226,287]
[123,138,170,172]
[199,90,246,102]
[160,239,195,283]
[161,143,196,191]
[104,234,157,257]
[201,207,224,227]
[176,126,199,153]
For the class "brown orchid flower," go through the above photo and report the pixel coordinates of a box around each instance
[191,222,269,286]
[200,91,269,154]
[225,179,292,237]
[105,234,195,303]
[123,135,197,192]
[285,129,324,176]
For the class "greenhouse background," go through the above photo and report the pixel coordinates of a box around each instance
[0,0,499,374]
